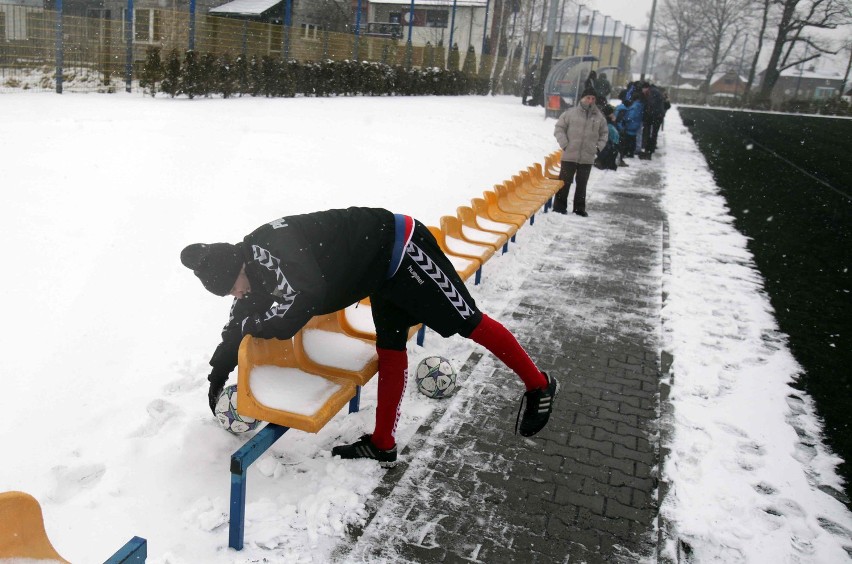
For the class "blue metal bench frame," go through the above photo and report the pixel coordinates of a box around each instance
[228,386,362,550]
[104,536,147,563]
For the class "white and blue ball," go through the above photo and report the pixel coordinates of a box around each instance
[415,356,457,399]
[215,384,261,434]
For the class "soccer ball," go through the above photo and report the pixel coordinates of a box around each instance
[215,384,261,434]
[414,356,457,399]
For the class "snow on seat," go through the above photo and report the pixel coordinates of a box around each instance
[427,225,481,282]
[293,313,379,386]
[339,301,377,341]
[236,336,356,433]
[440,215,499,262]
[481,191,528,228]
[460,222,504,247]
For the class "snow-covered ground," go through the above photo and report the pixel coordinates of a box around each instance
[1,93,849,563]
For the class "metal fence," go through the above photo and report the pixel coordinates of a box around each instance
[1,2,500,94]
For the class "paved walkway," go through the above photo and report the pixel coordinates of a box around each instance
[338,155,667,563]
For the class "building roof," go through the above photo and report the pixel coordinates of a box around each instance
[778,68,843,80]
[677,71,746,84]
[370,0,487,6]
[210,0,281,16]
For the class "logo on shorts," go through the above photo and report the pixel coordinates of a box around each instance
[408,265,424,285]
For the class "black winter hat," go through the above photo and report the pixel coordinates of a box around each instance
[180,242,243,296]
[581,86,597,99]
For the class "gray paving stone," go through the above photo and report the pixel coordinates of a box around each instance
[342,164,665,562]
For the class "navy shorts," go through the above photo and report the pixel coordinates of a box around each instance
[370,221,482,350]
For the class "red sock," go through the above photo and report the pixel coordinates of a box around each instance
[468,314,547,391]
[371,347,408,451]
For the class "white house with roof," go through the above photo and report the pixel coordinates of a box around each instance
[365,0,490,54]
[756,66,846,106]
[209,0,285,22]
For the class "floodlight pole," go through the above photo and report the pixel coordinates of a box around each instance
[55,0,63,93]
[448,0,458,60]
[283,0,293,60]
[189,0,196,51]
[584,10,597,56]
[609,21,619,66]
[534,0,562,106]
[354,0,362,60]
[555,0,566,56]
[406,0,415,67]
[597,15,608,63]
[124,0,133,92]
[640,0,657,81]
[481,0,491,55]
[571,4,583,56]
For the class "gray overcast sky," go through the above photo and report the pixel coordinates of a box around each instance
[587,0,654,30]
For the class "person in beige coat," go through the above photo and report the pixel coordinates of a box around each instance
[552,87,609,216]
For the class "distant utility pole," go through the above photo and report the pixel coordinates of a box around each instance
[534,0,562,106]
[640,0,657,81]
[571,4,584,56]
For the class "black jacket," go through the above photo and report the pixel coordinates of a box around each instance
[643,86,666,123]
[209,207,396,377]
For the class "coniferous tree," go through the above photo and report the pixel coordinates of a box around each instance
[248,55,263,96]
[447,43,460,71]
[160,49,181,97]
[423,42,435,68]
[478,38,493,95]
[435,40,446,70]
[140,47,163,97]
[200,52,217,97]
[217,53,236,98]
[233,54,249,95]
[462,44,477,75]
[181,50,203,98]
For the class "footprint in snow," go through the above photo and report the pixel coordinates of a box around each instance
[48,463,106,503]
[129,399,183,438]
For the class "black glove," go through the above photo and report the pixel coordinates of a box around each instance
[241,314,263,337]
[207,368,229,414]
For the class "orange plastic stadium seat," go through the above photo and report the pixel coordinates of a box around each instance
[530,163,563,190]
[237,336,357,433]
[481,192,527,229]
[510,174,553,206]
[467,199,519,239]
[439,216,497,264]
[456,206,509,251]
[292,313,378,387]
[0,491,68,562]
[427,225,481,282]
[493,183,539,218]
[545,152,562,179]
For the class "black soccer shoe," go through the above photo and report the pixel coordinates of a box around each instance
[332,434,398,468]
[516,373,560,437]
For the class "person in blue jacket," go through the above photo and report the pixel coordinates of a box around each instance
[615,96,644,159]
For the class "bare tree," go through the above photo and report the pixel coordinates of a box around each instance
[743,0,772,103]
[842,39,852,97]
[656,0,704,99]
[756,0,852,102]
[695,0,751,103]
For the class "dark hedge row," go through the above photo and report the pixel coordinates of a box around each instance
[139,48,492,98]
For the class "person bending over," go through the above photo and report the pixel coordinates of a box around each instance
[180,207,559,466]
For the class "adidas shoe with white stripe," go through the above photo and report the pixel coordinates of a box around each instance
[331,434,398,467]
[516,373,559,437]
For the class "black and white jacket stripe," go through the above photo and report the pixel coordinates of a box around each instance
[209,207,396,377]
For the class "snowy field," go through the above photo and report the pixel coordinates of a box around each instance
[1,94,850,563]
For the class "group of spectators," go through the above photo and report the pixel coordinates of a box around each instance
[551,72,670,217]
